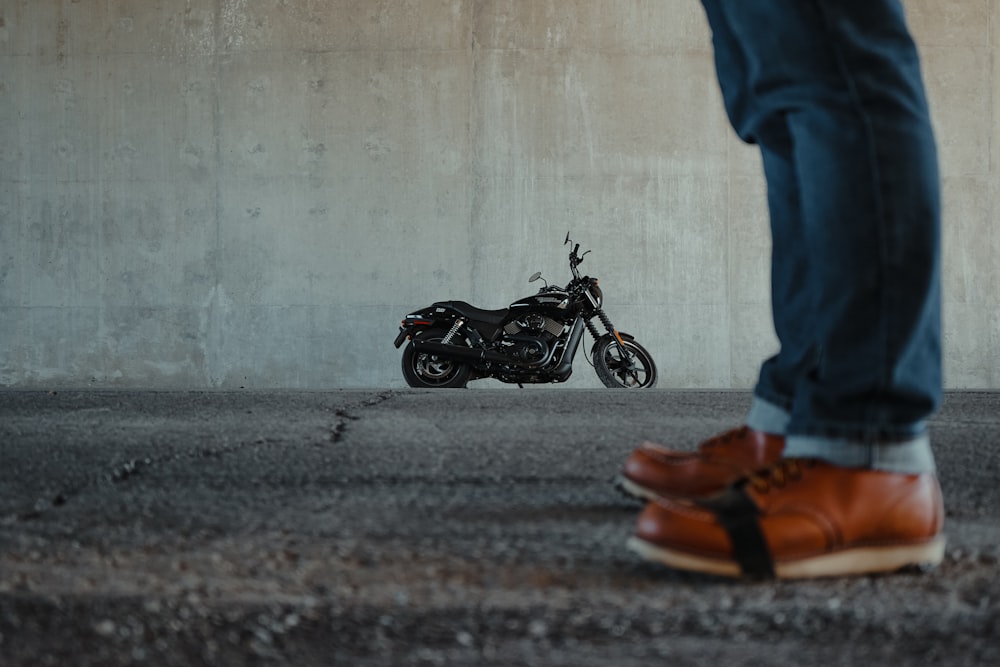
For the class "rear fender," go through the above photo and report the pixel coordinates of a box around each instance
[393,307,462,348]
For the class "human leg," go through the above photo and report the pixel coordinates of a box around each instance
[630,0,944,577]
[615,0,820,502]
[706,0,942,464]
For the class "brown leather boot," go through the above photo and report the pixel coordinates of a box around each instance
[628,459,946,579]
[617,426,785,500]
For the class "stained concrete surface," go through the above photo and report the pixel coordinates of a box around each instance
[0,389,998,666]
[2,1,999,390]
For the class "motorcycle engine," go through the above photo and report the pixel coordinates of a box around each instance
[504,315,564,337]
[502,315,564,365]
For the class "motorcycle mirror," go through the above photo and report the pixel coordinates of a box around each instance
[564,231,571,245]
[528,271,542,283]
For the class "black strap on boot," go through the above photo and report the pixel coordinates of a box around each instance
[697,484,775,578]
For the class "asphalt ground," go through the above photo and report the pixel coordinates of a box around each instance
[0,389,998,666]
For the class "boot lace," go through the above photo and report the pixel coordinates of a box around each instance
[701,426,749,451]
[746,458,814,494]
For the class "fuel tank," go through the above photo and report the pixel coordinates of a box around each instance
[508,288,570,315]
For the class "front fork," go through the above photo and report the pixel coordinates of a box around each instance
[586,310,634,363]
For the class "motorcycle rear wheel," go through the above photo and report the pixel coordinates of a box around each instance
[401,328,472,388]
[593,338,657,389]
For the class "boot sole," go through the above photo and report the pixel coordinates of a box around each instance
[627,535,946,579]
[615,475,661,502]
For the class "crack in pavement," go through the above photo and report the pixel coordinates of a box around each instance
[329,391,395,445]
[12,440,257,523]
[10,391,400,523]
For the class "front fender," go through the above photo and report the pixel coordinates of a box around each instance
[589,331,635,358]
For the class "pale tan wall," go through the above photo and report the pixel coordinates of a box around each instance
[907,0,1000,388]
[0,1,996,388]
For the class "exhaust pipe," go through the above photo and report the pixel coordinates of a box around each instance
[412,340,515,366]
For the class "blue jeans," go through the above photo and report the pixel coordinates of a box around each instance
[700,0,942,473]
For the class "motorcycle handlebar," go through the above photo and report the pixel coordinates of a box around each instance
[566,237,590,279]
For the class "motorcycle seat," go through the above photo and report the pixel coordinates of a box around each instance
[433,301,509,326]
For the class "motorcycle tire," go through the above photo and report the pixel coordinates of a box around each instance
[593,338,658,389]
[401,328,472,388]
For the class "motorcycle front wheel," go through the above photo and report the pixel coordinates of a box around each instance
[593,338,658,389]
[401,328,472,388]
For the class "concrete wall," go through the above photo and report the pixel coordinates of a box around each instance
[0,0,997,389]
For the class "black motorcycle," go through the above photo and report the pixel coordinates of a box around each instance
[393,233,658,389]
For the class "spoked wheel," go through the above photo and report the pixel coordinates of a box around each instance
[401,328,472,388]
[593,337,658,388]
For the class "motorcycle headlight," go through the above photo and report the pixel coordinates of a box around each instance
[590,283,603,308]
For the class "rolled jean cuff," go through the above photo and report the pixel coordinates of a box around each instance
[783,433,937,474]
[746,395,791,436]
